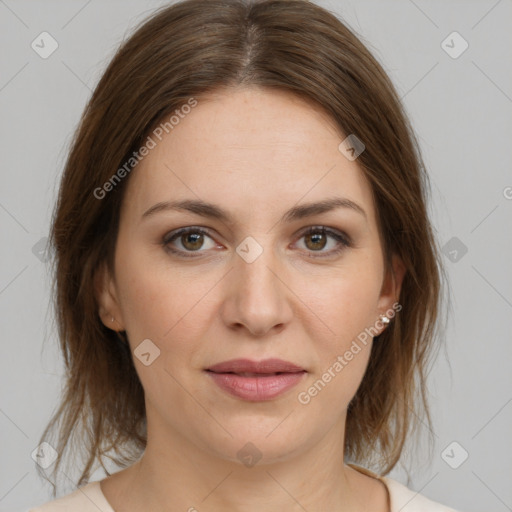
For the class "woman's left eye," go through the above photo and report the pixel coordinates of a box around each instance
[162,226,351,258]
[296,226,351,258]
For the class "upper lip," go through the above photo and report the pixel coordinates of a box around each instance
[206,358,306,374]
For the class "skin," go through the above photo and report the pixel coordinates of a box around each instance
[96,86,405,512]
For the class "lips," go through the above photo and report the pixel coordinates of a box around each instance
[205,358,306,401]
[206,358,305,374]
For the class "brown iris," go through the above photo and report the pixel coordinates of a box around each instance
[304,230,327,251]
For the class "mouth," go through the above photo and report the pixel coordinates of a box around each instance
[206,358,306,374]
[209,371,294,377]
[205,358,307,401]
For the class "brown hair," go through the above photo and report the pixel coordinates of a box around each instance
[39,0,447,496]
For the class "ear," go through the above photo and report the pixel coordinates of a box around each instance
[376,253,406,319]
[94,261,125,332]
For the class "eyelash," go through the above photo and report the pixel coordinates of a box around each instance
[161,226,351,259]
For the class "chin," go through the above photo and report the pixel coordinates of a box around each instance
[196,419,315,467]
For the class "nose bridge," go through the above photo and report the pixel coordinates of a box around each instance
[235,234,281,300]
[226,234,291,335]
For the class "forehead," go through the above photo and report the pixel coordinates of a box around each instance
[121,86,376,227]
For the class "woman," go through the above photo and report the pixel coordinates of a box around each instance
[30,0,459,510]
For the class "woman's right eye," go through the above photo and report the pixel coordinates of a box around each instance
[162,227,218,257]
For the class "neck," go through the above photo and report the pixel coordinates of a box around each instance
[112,414,367,512]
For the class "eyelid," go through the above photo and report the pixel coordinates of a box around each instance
[162,226,213,245]
[301,225,352,246]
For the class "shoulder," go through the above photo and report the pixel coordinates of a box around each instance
[347,464,461,512]
[28,481,115,512]
[382,476,461,512]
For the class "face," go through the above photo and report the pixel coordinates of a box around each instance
[97,86,405,465]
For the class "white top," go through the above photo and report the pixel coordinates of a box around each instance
[28,465,460,511]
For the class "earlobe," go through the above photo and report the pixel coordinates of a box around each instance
[94,262,125,331]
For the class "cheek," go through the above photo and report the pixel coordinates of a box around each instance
[115,247,216,352]
[303,257,383,350]
[294,254,381,405]
[296,273,377,414]
[114,255,211,404]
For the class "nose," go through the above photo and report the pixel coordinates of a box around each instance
[220,240,293,337]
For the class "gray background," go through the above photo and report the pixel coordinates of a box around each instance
[1,0,511,511]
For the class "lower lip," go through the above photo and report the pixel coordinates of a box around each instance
[206,371,306,401]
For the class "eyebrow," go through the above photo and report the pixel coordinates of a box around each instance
[141,197,367,224]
